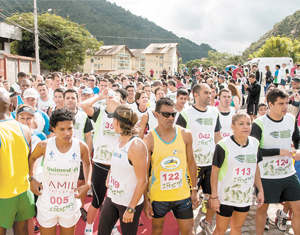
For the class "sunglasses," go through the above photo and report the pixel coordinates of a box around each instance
[88,79,95,82]
[157,111,177,118]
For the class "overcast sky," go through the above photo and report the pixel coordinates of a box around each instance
[108,0,300,54]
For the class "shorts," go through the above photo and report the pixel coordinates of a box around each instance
[257,174,300,203]
[247,104,258,116]
[91,162,110,209]
[0,189,35,229]
[217,204,250,217]
[152,197,193,219]
[280,79,287,86]
[78,162,84,181]
[37,209,81,228]
[197,166,212,194]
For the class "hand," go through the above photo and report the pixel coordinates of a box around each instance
[292,150,300,161]
[74,184,90,199]
[244,84,248,89]
[30,179,43,196]
[209,197,220,213]
[191,191,199,210]
[256,191,264,208]
[122,210,134,223]
[143,200,154,219]
[280,149,293,157]
[99,88,109,100]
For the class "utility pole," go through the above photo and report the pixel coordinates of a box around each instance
[34,0,40,75]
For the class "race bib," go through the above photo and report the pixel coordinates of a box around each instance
[232,167,255,184]
[160,170,183,190]
[197,132,214,146]
[48,195,76,212]
[261,157,294,176]
[103,122,118,137]
[108,175,125,198]
[221,131,231,138]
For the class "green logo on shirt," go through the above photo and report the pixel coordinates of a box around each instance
[73,123,80,130]
[269,129,291,139]
[195,118,213,125]
[235,154,256,163]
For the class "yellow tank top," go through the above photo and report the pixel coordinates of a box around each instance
[148,125,190,201]
[0,119,30,198]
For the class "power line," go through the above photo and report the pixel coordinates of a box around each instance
[12,0,27,13]
[1,0,19,14]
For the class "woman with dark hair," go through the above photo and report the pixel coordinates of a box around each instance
[265,65,272,93]
[98,104,148,235]
[134,91,148,124]
[228,84,241,111]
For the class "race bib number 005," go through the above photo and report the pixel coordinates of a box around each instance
[160,170,183,190]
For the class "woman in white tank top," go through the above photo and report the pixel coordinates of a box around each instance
[98,104,148,235]
[28,108,92,234]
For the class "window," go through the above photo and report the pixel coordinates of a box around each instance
[159,71,162,74]
[156,71,158,74]
[101,57,103,59]
[159,63,163,67]
[156,56,158,58]
[156,63,158,66]
[101,64,103,66]
[159,56,163,59]
[113,57,115,59]
[0,42,4,50]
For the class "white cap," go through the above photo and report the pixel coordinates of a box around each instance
[23,88,38,99]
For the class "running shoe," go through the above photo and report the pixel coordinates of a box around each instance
[111,226,121,235]
[265,215,270,230]
[80,207,88,222]
[200,218,215,235]
[276,209,287,231]
[84,228,93,235]
[201,200,207,214]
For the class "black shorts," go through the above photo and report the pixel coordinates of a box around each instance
[217,204,250,217]
[257,174,300,204]
[197,166,212,194]
[91,162,110,209]
[247,104,258,116]
[78,162,84,181]
[152,197,193,219]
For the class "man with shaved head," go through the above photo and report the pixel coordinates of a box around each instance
[177,83,222,235]
[0,88,34,235]
[11,79,31,111]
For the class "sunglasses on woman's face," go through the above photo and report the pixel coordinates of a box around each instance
[157,111,177,118]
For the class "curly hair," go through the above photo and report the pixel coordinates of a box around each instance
[115,104,139,136]
[50,108,75,128]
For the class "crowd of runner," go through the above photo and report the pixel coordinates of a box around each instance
[1,62,300,235]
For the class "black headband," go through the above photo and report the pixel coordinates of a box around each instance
[107,110,132,125]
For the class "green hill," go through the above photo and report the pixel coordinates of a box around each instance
[3,0,215,62]
[243,9,300,59]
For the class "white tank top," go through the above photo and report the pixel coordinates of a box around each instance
[218,107,235,138]
[107,137,147,207]
[93,107,119,164]
[36,137,81,213]
[73,110,88,141]
[37,96,54,114]
[147,110,158,134]
[134,106,148,124]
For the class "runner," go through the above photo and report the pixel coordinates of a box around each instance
[125,84,137,110]
[11,78,31,110]
[217,89,236,138]
[0,88,34,235]
[47,88,65,117]
[143,97,199,235]
[177,84,222,235]
[37,83,54,113]
[175,88,189,113]
[98,104,148,235]
[81,88,125,235]
[210,112,264,235]
[29,108,92,235]
[167,80,177,103]
[134,91,148,124]
[250,88,300,235]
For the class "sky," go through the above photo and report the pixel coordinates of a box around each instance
[108,0,300,54]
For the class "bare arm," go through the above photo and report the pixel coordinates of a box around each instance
[210,165,220,212]
[254,165,264,208]
[214,131,222,145]
[122,139,148,223]
[139,113,148,139]
[29,140,47,195]
[84,131,93,158]
[233,96,240,110]
[75,141,92,199]
[81,88,109,117]
[182,128,199,209]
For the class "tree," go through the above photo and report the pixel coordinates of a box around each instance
[185,59,215,74]
[207,50,244,70]
[7,13,102,72]
[249,36,300,62]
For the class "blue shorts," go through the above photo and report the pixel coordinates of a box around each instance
[152,197,193,219]
[280,79,287,86]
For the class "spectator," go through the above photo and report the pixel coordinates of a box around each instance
[233,63,244,79]
[11,72,27,94]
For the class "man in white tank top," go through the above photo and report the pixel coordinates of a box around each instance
[37,83,54,113]
[28,108,92,234]
[217,89,235,138]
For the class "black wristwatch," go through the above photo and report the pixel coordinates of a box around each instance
[28,176,35,182]
[126,207,136,213]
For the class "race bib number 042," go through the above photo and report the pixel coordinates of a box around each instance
[160,170,183,190]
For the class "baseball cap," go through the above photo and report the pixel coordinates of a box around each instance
[292,77,300,83]
[82,88,93,95]
[17,106,35,116]
[23,88,38,99]
[219,75,225,81]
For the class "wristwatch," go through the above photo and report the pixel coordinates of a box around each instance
[126,207,136,213]
[28,176,35,182]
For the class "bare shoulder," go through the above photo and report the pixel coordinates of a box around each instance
[130,138,147,153]
[79,140,89,151]
[179,126,192,137]
[37,139,48,149]
[143,131,154,150]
